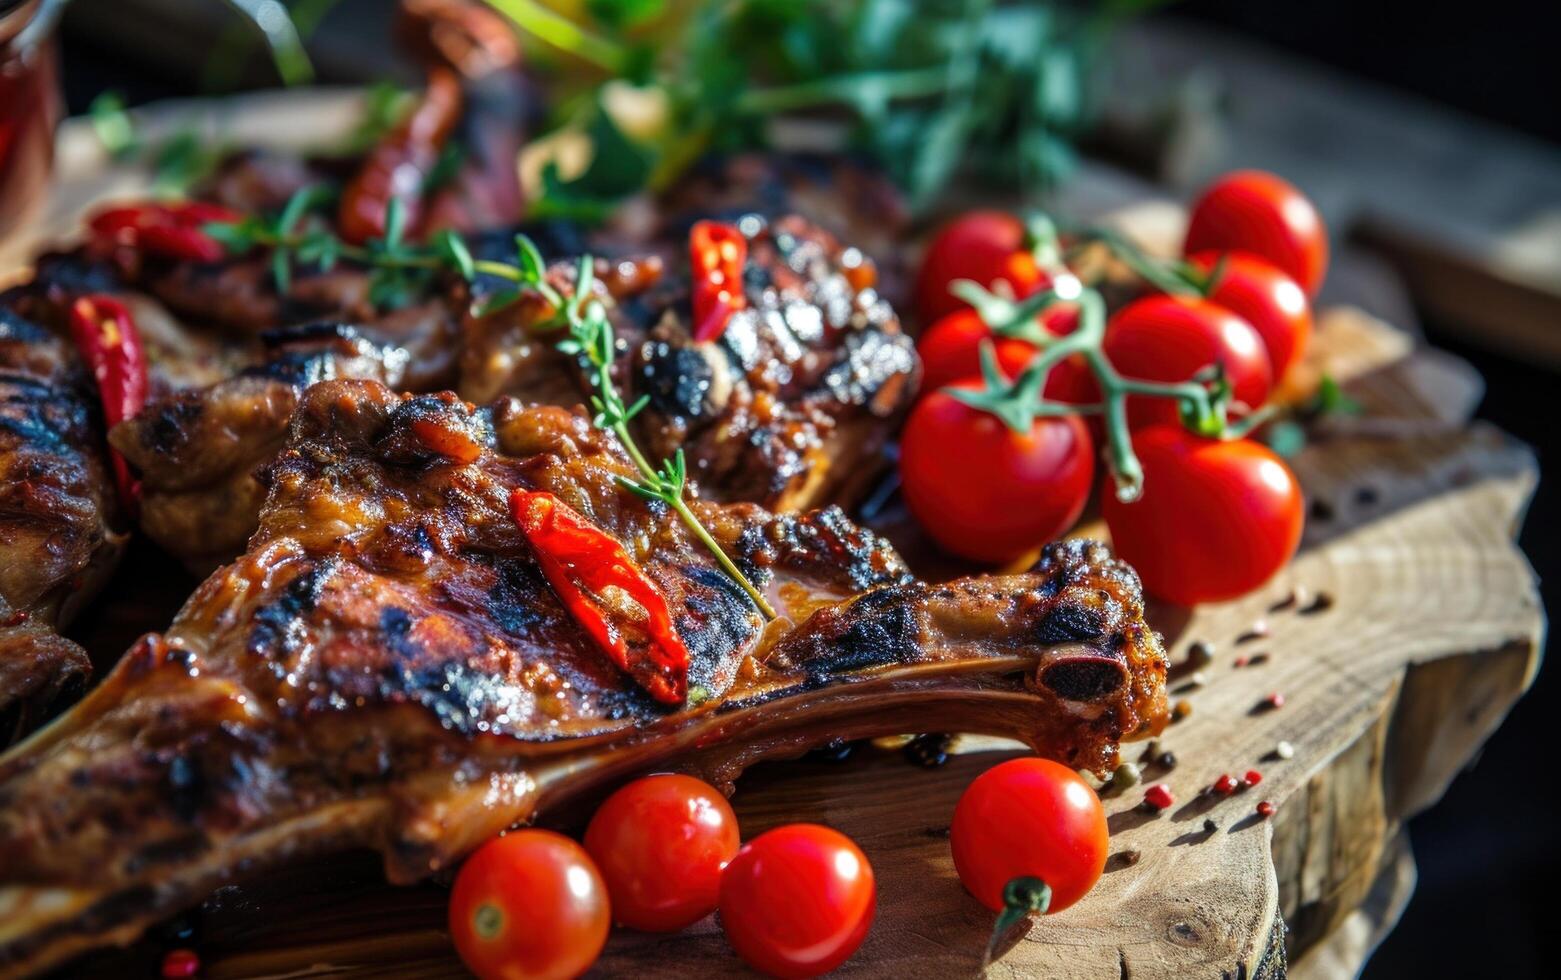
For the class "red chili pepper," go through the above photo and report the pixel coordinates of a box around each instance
[68,295,149,513]
[510,489,690,704]
[339,67,464,245]
[689,220,748,342]
[87,201,239,263]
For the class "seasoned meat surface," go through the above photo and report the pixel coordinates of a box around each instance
[461,213,919,512]
[0,380,1165,975]
[0,308,124,741]
[109,323,413,572]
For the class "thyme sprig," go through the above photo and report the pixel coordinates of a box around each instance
[205,191,776,620]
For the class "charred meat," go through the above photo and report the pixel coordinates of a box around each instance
[461,213,919,512]
[109,323,413,572]
[0,308,125,742]
[0,379,1165,974]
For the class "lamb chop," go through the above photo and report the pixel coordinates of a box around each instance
[0,307,125,743]
[460,212,919,511]
[0,379,1166,976]
[108,322,412,572]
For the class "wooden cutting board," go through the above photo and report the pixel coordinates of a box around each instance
[8,90,1543,980]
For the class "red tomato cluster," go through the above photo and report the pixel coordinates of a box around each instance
[904,170,1320,605]
[448,775,875,979]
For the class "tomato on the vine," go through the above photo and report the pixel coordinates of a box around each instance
[1102,426,1304,605]
[951,758,1109,918]
[915,211,1046,324]
[1103,295,1272,430]
[899,381,1094,564]
[719,824,876,979]
[1188,251,1312,382]
[583,773,739,932]
[449,829,610,980]
[1183,170,1329,296]
[916,304,1080,394]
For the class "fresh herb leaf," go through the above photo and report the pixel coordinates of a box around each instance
[88,92,138,159]
[437,230,477,281]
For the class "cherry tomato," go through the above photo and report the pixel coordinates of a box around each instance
[1103,295,1272,430]
[1102,426,1304,605]
[951,758,1108,915]
[915,304,1079,395]
[448,830,610,980]
[719,824,876,979]
[1189,250,1312,382]
[917,309,1038,394]
[583,774,740,932]
[899,381,1094,564]
[1183,170,1328,296]
[915,211,1046,324]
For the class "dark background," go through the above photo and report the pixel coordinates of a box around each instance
[52,1,1560,975]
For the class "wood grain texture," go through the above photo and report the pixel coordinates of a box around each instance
[9,91,1542,980]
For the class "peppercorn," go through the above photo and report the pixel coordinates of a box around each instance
[1243,769,1263,788]
[903,733,952,768]
[1187,640,1215,667]
[1275,740,1295,760]
[162,949,200,979]
[1213,773,1237,796]
[1300,591,1335,615]
[1156,751,1177,771]
[1256,800,1276,819]
[1253,691,1285,713]
[1233,655,1249,668]
[1114,849,1142,868]
[1172,699,1193,721]
[1142,783,1174,811]
[1203,818,1218,833]
[1140,739,1163,764]
[1113,761,1142,789]
[1189,670,1209,687]
[808,738,858,763]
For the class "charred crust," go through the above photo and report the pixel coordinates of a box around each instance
[636,340,714,419]
[1035,602,1107,645]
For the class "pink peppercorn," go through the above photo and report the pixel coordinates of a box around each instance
[1243,769,1264,788]
[162,949,200,979]
[1212,773,1238,796]
[1143,783,1175,811]
[1256,800,1276,819]
[1263,691,1285,710]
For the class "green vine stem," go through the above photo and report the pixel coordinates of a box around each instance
[205,193,776,621]
[951,281,1230,502]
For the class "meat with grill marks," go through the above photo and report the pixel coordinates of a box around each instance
[0,379,1166,976]
[460,211,919,512]
[0,307,125,743]
[109,322,412,572]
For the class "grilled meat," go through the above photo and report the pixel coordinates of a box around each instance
[638,151,912,308]
[461,213,919,511]
[109,323,412,572]
[0,308,125,742]
[0,379,1166,975]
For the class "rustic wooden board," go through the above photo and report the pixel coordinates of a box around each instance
[7,91,1544,980]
